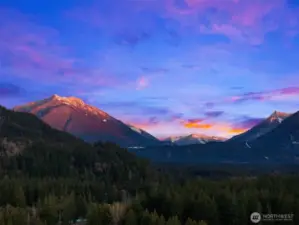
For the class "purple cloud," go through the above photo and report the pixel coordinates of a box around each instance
[233,116,264,129]
[0,83,23,97]
[231,86,299,103]
[114,31,151,47]
[67,0,299,45]
[140,67,170,73]
[204,111,224,118]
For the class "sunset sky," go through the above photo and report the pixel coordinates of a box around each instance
[1,0,299,138]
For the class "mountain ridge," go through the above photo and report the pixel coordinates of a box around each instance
[13,95,161,147]
[228,110,292,143]
[163,134,227,145]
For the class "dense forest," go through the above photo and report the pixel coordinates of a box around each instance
[1,106,299,225]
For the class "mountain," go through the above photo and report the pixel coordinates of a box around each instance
[163,134,226,146]
[132,111,299,165]
[0,105,157,190]
[13,95,161,147]
[228,111,291,143]
[251,111,299,151]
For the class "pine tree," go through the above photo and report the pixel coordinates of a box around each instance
[87,204,112,225]
[156,215,166,225]
[124,209,137,225]
[87,204,100,225]
[12,186,26,208]
[185,218,197,225]
[11,207,27,225]
[198,220,208,225]
[108,202,128,225]
[166,216,180,225]
[61,193,77,223]
[140,210,152,225]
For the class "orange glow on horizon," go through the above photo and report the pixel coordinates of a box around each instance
[183,120,249,136]
[228,128,249,134]
[129,119,250,138]
[183,122,213,129]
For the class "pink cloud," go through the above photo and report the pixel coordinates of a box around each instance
[136,76,150,90]
[182,0,288,44]
[0,9,77,76]
[0,8,123,88]
[229,86,299,103]
[67,0,299,45]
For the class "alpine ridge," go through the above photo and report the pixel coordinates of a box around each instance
[163,134,227,146]
[13,95,161,147]
[228,110,292,143]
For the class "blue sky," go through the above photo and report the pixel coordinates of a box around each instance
[1,0,299,138]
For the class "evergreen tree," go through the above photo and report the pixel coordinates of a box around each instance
[124,209,138,225]
[156,215,166,225]
[165,216,180,225]
[185,218,197,225]
[140,210,152,225]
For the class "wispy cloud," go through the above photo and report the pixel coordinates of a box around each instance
[0,9,75,76]
[66,0,298,46]
[68,0,299,45]
[0,83,23,97]
[166,0,298,44]
[0,8,122,88]
[231,86,299,103]
[233,116,264,129]
[140,67,169,74]
[204,111,224,118]
[114,31,151,47]
[136,76,150,90]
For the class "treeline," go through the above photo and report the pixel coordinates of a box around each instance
[0,176,299,225]
[1,138,299,224]
[0,200,207,225]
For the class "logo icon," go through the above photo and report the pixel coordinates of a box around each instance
[250,212,261,223]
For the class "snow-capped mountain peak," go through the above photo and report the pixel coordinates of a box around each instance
[13,95,160,147]
[228,110,292,143]
[267,111,290,123]
[163,134,226,145]
[50,94,85,106]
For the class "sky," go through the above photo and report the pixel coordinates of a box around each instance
[1,0,299,139]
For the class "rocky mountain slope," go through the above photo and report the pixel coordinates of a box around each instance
[13,95,161,147]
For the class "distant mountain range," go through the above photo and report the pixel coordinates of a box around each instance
[1,94,299,165]
[13,95,160,147]
[10,94,299,165]
[12,95,231,147]
[163,134,227,146]
[130,110,299,164]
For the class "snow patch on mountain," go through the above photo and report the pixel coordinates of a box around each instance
[129,125,142,134]
[229,110,292,143]
[163,134,226,146]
